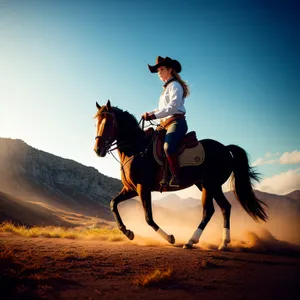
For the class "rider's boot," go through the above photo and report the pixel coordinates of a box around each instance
[166,153,180,188]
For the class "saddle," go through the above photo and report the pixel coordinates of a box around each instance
[151,128,205,192]
[153,129,205,167]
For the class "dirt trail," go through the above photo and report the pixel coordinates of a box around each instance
[1,233,300,300]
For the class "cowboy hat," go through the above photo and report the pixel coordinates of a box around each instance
[147,56,182,73]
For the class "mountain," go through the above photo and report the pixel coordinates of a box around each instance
[154,189,300,212]
[154,194,200,211]
[0,138,122,223]
[0,190,113,228]
[0,190,69,227]
[254,190,300,212]
[285,190,300,201]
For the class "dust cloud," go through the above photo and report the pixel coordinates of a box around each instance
[118,195,300,254]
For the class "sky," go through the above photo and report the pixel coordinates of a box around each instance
[0,0,299,198]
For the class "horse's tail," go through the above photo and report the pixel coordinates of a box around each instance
[227,144,268,222]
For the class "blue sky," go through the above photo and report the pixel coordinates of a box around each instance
[0,0,299,196]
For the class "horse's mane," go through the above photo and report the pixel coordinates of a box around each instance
[112,106,140,131]
[112,106,150,155]
[113,106,148,140]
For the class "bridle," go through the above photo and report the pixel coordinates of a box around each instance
[95,111,119,153]
[95,110,158,158]
[94,110,160,185]
[95,110,157,149]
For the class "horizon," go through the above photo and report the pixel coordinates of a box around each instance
[1,0,299,198]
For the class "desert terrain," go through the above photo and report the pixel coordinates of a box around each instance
[1,186,300,300]
[1,230,300,300]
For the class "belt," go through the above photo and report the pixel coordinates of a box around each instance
[160,114,186,129]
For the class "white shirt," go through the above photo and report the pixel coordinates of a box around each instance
[150,79,186,122]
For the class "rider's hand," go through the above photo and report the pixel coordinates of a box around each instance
[141,112,148,120]
[141,112,155,121]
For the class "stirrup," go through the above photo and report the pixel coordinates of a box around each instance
[159,178,168,193]
[159,178,168,187]
[159,178,168,185]
[169,176,180,188]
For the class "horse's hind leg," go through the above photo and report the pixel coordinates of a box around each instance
[184,185,214,249]
[213,186,231,250]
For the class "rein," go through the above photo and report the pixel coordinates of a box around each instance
[95,111,158,164]
[95,110,160,186]
[109,119,157,162]
[107,117,157,186]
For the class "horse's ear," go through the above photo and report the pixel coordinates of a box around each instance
[106,99,111,110]
[96,102,101,110]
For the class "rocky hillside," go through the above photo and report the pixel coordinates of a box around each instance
[0,138,122,221]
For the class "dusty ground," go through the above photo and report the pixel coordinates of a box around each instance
[1,233,300,300]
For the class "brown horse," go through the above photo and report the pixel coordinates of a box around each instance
[94,100,267,250]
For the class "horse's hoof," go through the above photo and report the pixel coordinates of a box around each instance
[168,235,175,244]
[183,243,194,249]
[218,242,229,251]
[125,230,134,240]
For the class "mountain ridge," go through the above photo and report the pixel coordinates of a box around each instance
[0,137,122,222]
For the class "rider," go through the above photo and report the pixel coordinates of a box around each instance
[141,56,190,188]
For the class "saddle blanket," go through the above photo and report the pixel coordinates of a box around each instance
[179,142,205,167]
[154,142,205,167]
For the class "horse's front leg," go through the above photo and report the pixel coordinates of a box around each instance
[110,188,138,240]
[137,184,175,244]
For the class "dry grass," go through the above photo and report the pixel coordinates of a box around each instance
[0,221,125,241]
[133,268,173,287]
[59,247,91,261]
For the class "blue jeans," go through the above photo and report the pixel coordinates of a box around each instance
[163,118,188,155]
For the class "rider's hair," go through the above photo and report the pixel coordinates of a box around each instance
[171,69,190,98]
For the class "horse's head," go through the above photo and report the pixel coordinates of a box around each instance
[94,100,118,157]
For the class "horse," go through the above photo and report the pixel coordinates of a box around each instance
[94,100,267,250]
